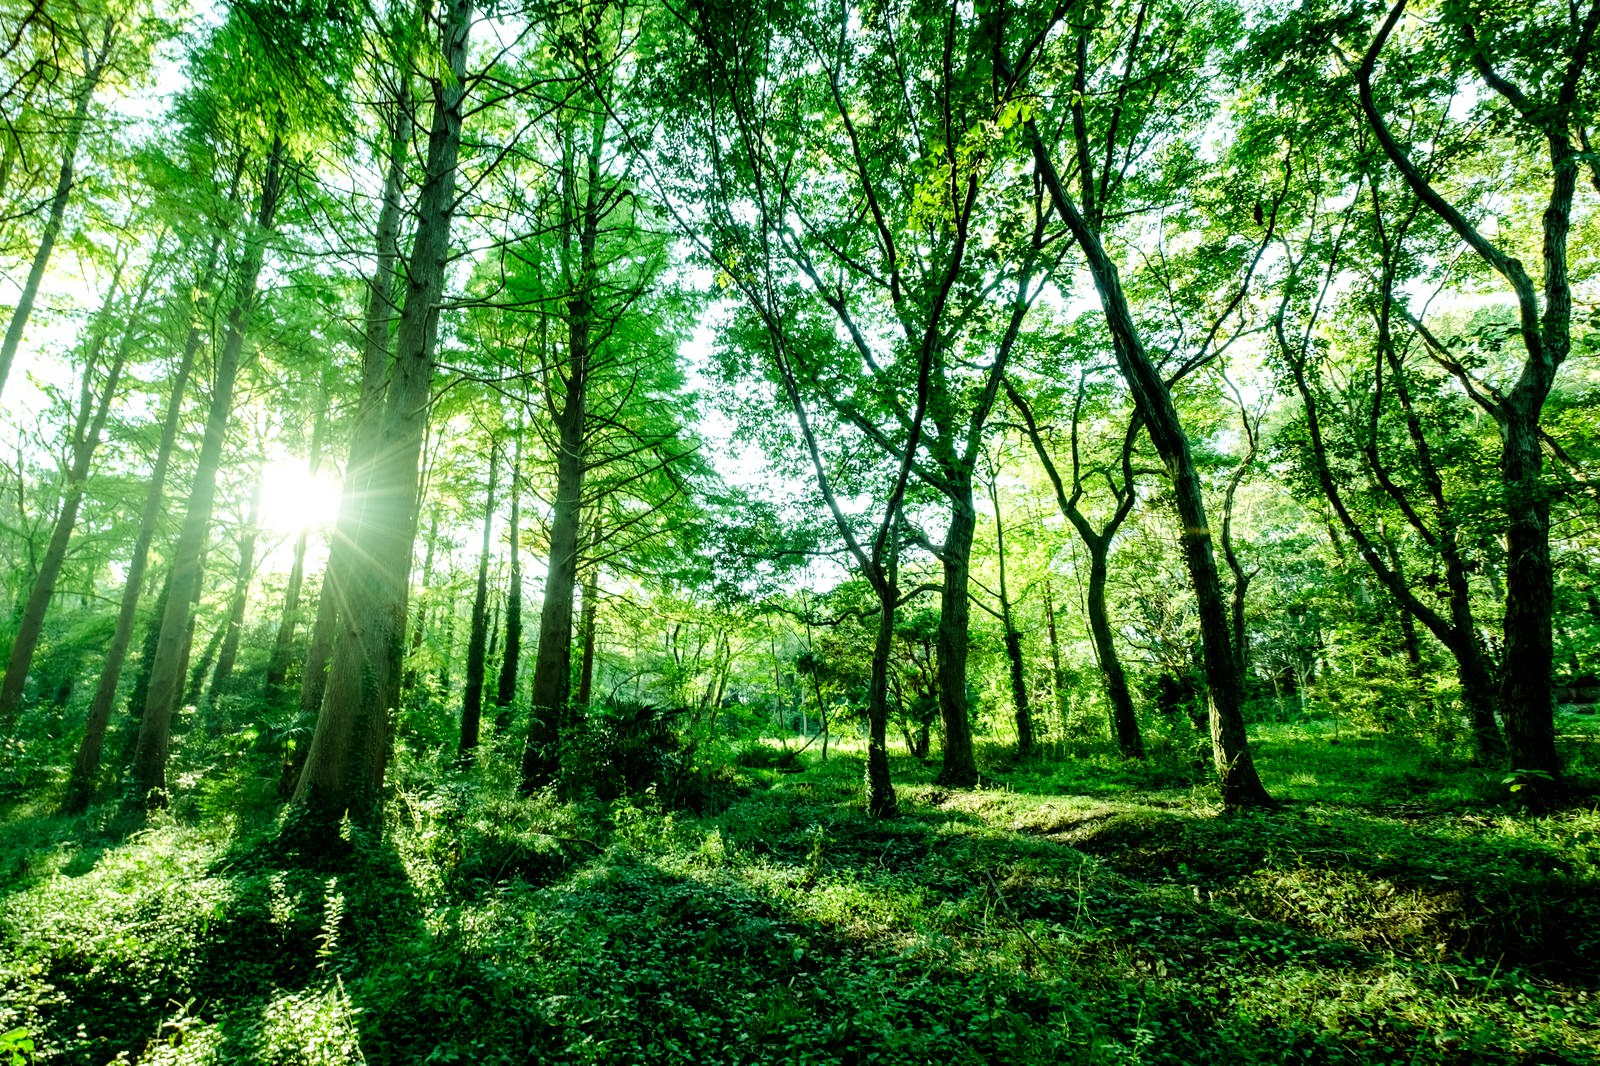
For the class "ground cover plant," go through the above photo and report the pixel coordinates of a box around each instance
[3,721,1598,1065]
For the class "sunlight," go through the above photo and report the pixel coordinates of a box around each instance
[257,459,343,536]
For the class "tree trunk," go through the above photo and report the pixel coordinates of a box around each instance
[0,21,113,401]
[267,387,327,689]
[934,493,979,786]
[1023,122,1273,808]
[460,442,498,759]
[1500,401,1560,803]
[990,475,1033,757]
[209,477,263,697]
[494,436,522,720]
[0,254,138,719]
[575,566,597,708]
[130,136,286,808]
[291,0,472,833]
[1087,547,1143,759]
[522,126,603,793]
[63,242,216,812]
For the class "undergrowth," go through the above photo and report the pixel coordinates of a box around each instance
[2,721,1598,1064]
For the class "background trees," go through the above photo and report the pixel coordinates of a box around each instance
[0,0,1592,830]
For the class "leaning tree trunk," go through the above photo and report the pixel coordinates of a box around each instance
[0,256,139,720]
[1086,546,1144,760]
[130,136,286,809]
[0,20,113,401]
[62,243,216,813]
[290,0,472,833]
[1023,121,1273,808]
[460,442,499,759]
[296,53,416,720]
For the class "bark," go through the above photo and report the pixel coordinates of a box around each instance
[494,435,522,717]
[460,443,499,759]
[1086,549,1143,759]
[0,253,139,719]
[522,120,604,793]
[208,478,263,697]
[291,0,472,832]
[130,136,286,808]
[0,19,113,401]
[63,242,216,813]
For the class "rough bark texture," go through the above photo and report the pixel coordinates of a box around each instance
[130,138,286,808]
[1087,550,1143,759]
[290,0,472,833]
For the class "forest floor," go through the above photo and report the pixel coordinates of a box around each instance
[3,718,1600,1065]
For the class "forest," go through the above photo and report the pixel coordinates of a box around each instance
[0,0,1598,1060]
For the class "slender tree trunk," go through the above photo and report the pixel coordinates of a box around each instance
[186,623,225,706]
[1043,578,1065,716]
[1087,547,1143,759]
[130,136,286,808]
[0,255,138,719]
[575,567,597,708]
[1500,402,1559,799]
[460,443,498,759]
[865,589,897,816]
[934,492,979,786]
[0,21,112,401]
[267,389,327,689]
[63,243,216,812]
[990,477,1033,756]
[291,0,472,832]
[494,436,522,720]
[209,477,263,697]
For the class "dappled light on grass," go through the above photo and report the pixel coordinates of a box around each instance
[2,723,1598,1063]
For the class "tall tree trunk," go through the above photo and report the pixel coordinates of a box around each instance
[0,253,139,719]
[63,241,217,813]
[0,20,113,401]
[1020,121,1273,808]
[130,136,286,808]
[460,442,498,759]
[494,435,522,721]
[291,0,473,832]
[522,123,604,793]
[934,493,979,786]
[297,44,417,721]
[209,477,263,697]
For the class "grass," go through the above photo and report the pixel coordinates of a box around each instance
[2,720,1599,1064]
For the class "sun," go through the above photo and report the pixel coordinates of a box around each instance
[257,458,344,536]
